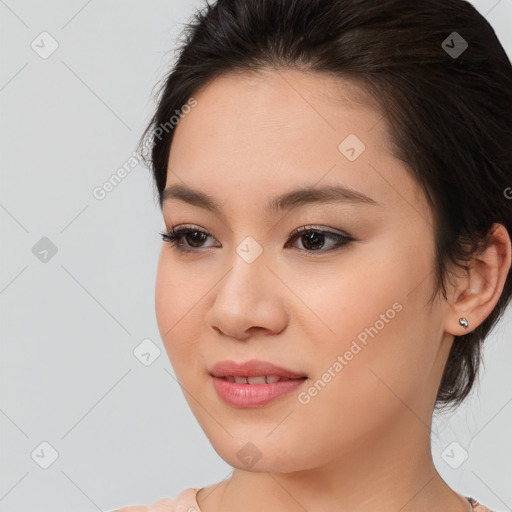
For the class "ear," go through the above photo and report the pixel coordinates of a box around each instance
[445,223,512,335]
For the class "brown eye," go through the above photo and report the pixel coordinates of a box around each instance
[160,226,218,252]
[185,230,208,247]
[300,231,326,250]
[286,226,353,255]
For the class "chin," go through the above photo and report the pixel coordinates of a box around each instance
[207,433,315,474]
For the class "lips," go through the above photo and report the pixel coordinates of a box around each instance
[210,359,308,407]
[210,359,307,381]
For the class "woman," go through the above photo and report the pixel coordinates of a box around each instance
[116,0,512,510]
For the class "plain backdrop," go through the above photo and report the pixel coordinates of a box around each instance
[1,1,511,511]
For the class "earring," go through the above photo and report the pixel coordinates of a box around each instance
[459,317,469,329]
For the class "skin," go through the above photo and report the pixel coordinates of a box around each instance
[133,69,510,512]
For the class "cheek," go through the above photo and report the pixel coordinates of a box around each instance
[285,248,404,354]
[154,252,205,370]
[288,301,434,457]
[297,241,437,403]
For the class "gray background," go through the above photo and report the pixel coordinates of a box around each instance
[1,1,511,511]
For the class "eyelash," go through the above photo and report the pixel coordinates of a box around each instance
[159,224,353,257]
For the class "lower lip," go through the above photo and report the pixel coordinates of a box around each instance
[212,376,307,408]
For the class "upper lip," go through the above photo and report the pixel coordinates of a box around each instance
[210,359,307,379]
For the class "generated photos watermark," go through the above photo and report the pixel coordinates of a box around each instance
[297,301,403,405]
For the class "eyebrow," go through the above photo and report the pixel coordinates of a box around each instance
[161,183,382,214]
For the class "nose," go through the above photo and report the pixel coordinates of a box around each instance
[205,251,289,341]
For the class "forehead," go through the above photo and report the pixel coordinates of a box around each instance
[170,67,389,156]
[165,68,430,224]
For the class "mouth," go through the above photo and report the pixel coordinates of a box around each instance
[209,360,308,408]
[209,359,307,382]
[218,375,306,384]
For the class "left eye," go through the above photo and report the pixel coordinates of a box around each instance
[159,225,353,255]
[286,226,353,254]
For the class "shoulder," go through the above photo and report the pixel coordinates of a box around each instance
[114,487,200,512]
[467,497,497,512]
[114,498,175,512]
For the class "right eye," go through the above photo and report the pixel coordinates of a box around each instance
[159,225,219,253]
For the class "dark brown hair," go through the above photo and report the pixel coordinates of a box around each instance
[138,0,512,411]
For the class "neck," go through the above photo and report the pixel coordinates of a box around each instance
[197,410,471,512]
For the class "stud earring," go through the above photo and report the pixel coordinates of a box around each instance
[459,317,469,329]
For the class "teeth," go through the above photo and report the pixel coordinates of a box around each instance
[224,375,284,384]
[247,375,266,384]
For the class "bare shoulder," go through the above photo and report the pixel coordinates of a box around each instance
[468,497,496,512]
[473,505,496,512]
[114,498,175,512]
[113,487,201,512]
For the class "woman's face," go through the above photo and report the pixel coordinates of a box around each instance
[155,69,453,473]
